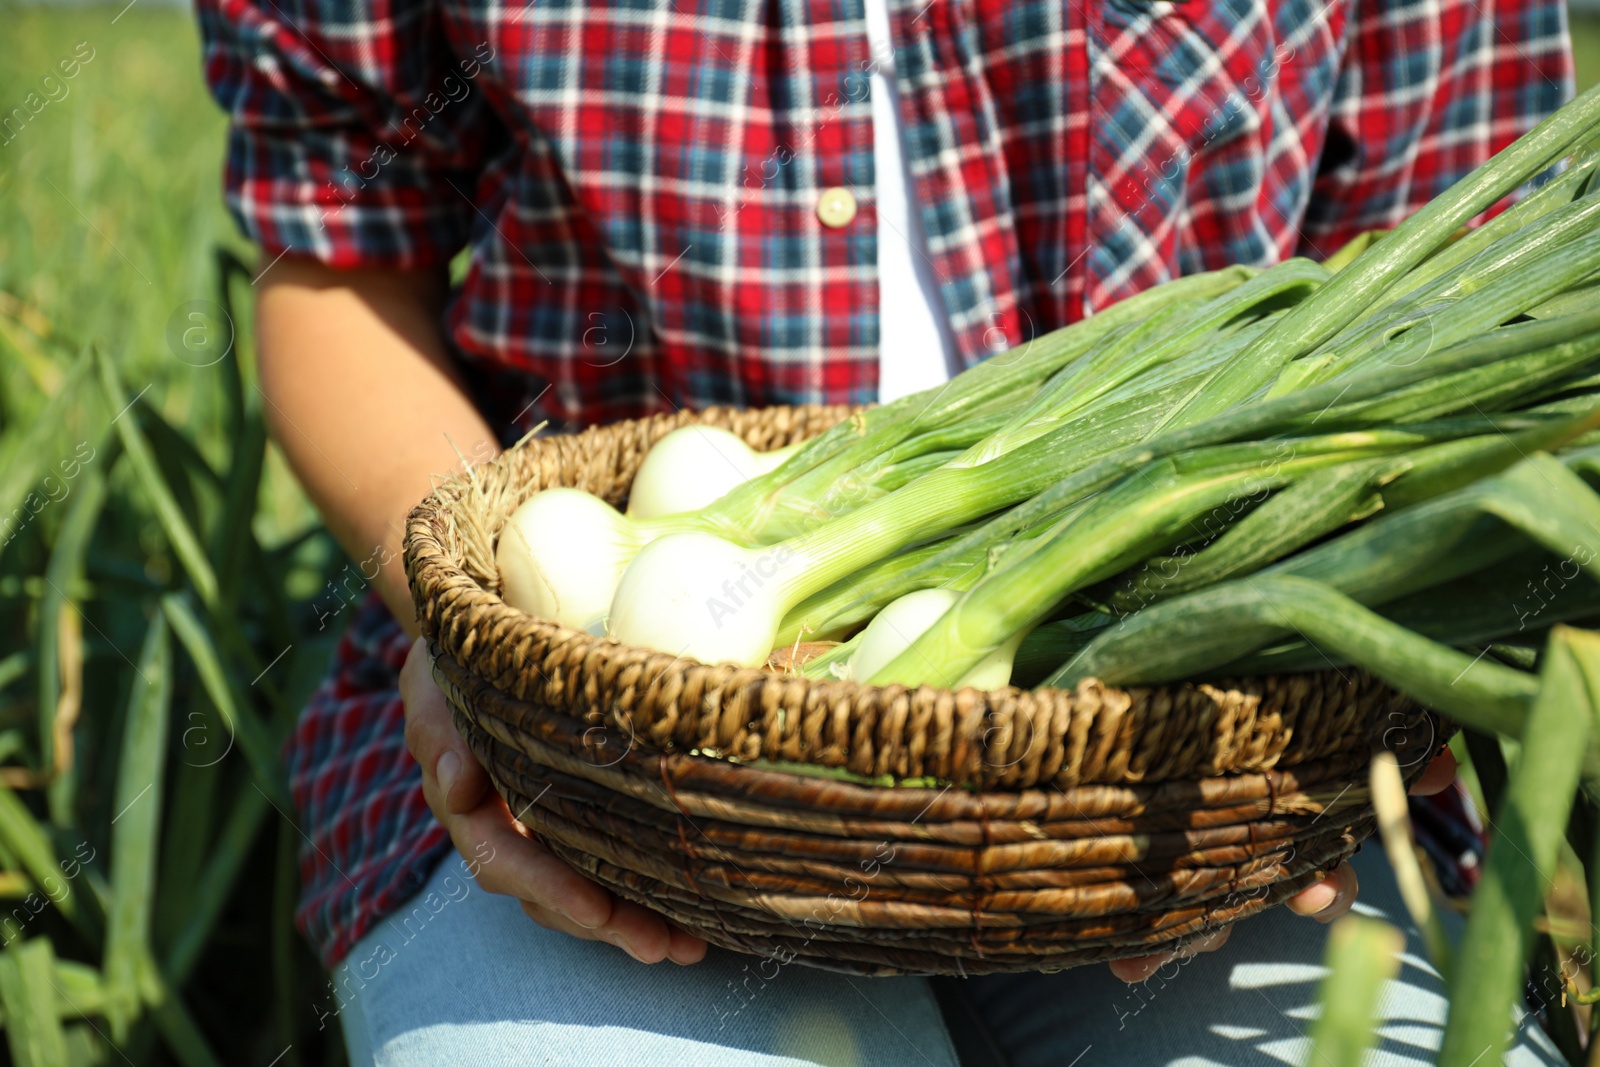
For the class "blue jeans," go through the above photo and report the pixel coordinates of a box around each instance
[331,847,1563,1066]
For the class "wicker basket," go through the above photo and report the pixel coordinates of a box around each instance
[404,404,1435,977]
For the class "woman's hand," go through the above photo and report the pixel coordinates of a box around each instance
[401,638,709,965]
[1106,746,1459,983]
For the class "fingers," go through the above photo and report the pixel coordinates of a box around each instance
[402,637,489,815]
[1409,747,1458,797]
[667,924,710,966]
[520,896,704,965]
[445,791,616,930]
[1109,926,1232,984]
[400,638,711,965]
[441,788,711,965]
[519,898,663,964]
[1286,860,1360,923]
[1110,857,1364,983]
[432,767,698,961]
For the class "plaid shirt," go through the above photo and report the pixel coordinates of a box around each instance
[199,0,1570,967]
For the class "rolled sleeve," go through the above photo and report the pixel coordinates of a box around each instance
[197,0,501,268]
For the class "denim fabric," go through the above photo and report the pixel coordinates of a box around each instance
[333,847,1563,1066]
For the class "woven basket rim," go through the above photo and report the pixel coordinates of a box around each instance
[404,404,1416,791]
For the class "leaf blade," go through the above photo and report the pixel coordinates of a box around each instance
[102,616,173,1044]
[1307,916,1405,1067]
[1439,626,1600,1064]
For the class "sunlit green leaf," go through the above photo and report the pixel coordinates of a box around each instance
[1307,917,1404,1067]
[1440,626,1600,1064]
[0,939,69,1067]
[103,617,172,1044]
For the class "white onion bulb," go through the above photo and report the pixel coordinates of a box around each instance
[847,589,1020,689]
[496,488,652,634]
[626,426,796,520]
[958,632,1025,690]
[846,589,960,683]
[607,531,803,665]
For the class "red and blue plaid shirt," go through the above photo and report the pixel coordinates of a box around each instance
[199,0,1570,967]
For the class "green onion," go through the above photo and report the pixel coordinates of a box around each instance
[1233,79,1600,370]
[865,427,1529,688]
[1041,450,1600,701]
[1376,149,1600,310]
[701,266,1258,536]
[574,88,1600,690]
[873,312,1600,620]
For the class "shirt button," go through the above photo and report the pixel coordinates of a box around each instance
[816,187,858,228]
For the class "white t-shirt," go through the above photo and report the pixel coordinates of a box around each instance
[864,0,958,402]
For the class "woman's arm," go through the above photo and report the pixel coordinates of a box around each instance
[256,258,494,634]
[255,259,705,965]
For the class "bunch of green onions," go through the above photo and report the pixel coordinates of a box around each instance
[496,82,1600,728]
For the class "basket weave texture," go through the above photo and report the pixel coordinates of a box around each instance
[405,404,1434,976]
